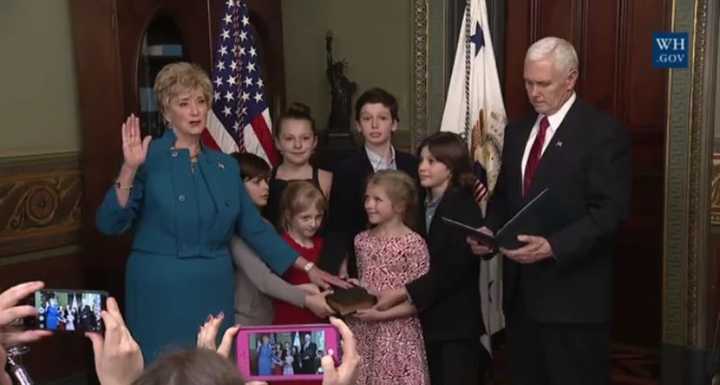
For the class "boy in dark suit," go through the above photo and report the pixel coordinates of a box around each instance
[469,37,631,385]
[327,88,420,277]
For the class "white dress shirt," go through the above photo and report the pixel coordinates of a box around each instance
[365,145,397,172]
[520,92,576,180]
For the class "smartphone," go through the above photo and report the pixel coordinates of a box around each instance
[236,324,340,382]
[25,289,107,333]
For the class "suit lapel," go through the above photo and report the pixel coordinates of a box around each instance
[508,119,534,205]
[198,151,230,215]
[427,188,457,245]
[396,151,414,175]
[359,149,374,175]
[197,152,233,239]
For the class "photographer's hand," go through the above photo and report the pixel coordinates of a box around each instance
[0,281,52,346]
[86,297,143,385]
[197,312,240,359]
[321,317,360,385]
[0,281,52,385]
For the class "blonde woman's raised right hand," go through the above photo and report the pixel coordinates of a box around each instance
[121,114,151,170]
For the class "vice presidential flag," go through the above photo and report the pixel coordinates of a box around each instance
[439,0,506,352]
[203,0,280,166]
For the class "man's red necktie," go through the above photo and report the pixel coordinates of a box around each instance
[523,116,549,197]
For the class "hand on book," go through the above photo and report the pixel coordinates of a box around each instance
[501,234,554,264]
[374,287,408,311]
[352,307,387,322]
[296,283,321,295]
[325,286,376,316]
[467,226,495,256]
[305,291,334,318]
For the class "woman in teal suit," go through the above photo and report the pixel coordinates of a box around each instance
[96,62,343,362]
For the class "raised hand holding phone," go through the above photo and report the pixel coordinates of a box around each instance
[236,323,340,381]
[26,289,107,333]
[85,297,143,385]
[321,317,360,385]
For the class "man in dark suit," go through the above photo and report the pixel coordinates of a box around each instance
[328,88,419,277]
[469,37,631,385]
[300,333,318,374]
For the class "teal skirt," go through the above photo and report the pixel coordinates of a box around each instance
[124,251,234,362]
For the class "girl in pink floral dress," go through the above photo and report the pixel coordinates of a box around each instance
[349,170,430,385]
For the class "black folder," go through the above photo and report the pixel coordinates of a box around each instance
[441,187,549,251]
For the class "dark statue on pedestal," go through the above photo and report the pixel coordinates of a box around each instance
[326,32,357,132]
[319,31,357,169]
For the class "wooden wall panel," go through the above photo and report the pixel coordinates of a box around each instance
[612,0,667,348]
[0,156,82,257]
[581,0,620,111]
[533,0,577,48]
[503,2,531,119]
[0,153,90,381]
[504,0,669,347]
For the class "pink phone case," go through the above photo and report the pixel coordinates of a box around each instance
[236,323,340,382]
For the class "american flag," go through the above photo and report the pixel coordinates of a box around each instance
[202,0,280,166]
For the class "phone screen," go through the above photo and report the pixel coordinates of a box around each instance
[29,289,107,333]
[237,325,339,381]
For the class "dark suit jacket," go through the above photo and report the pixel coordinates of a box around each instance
[406,187,485,341]
[487,98,631,324]
[301,341,317,362]
[327,149,420,276]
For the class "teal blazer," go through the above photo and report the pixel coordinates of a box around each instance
[96,130,296,274]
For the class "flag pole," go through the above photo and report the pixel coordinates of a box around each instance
[463,0,472,141]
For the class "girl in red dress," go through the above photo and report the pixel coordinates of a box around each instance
[273,180,328,385]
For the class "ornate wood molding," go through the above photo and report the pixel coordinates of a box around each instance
[410,0,430,150]
[686,0,712,349]
[0,153,82,257]
[663,0,714,349]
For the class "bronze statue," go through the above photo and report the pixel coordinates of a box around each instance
[326,31,356,132]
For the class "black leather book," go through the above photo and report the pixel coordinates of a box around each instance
[326,286,377,316]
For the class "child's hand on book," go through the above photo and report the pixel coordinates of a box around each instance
[352,307,386,322]
[374,287,408,311]
[296,283,321,295]
[305,291,334,318]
